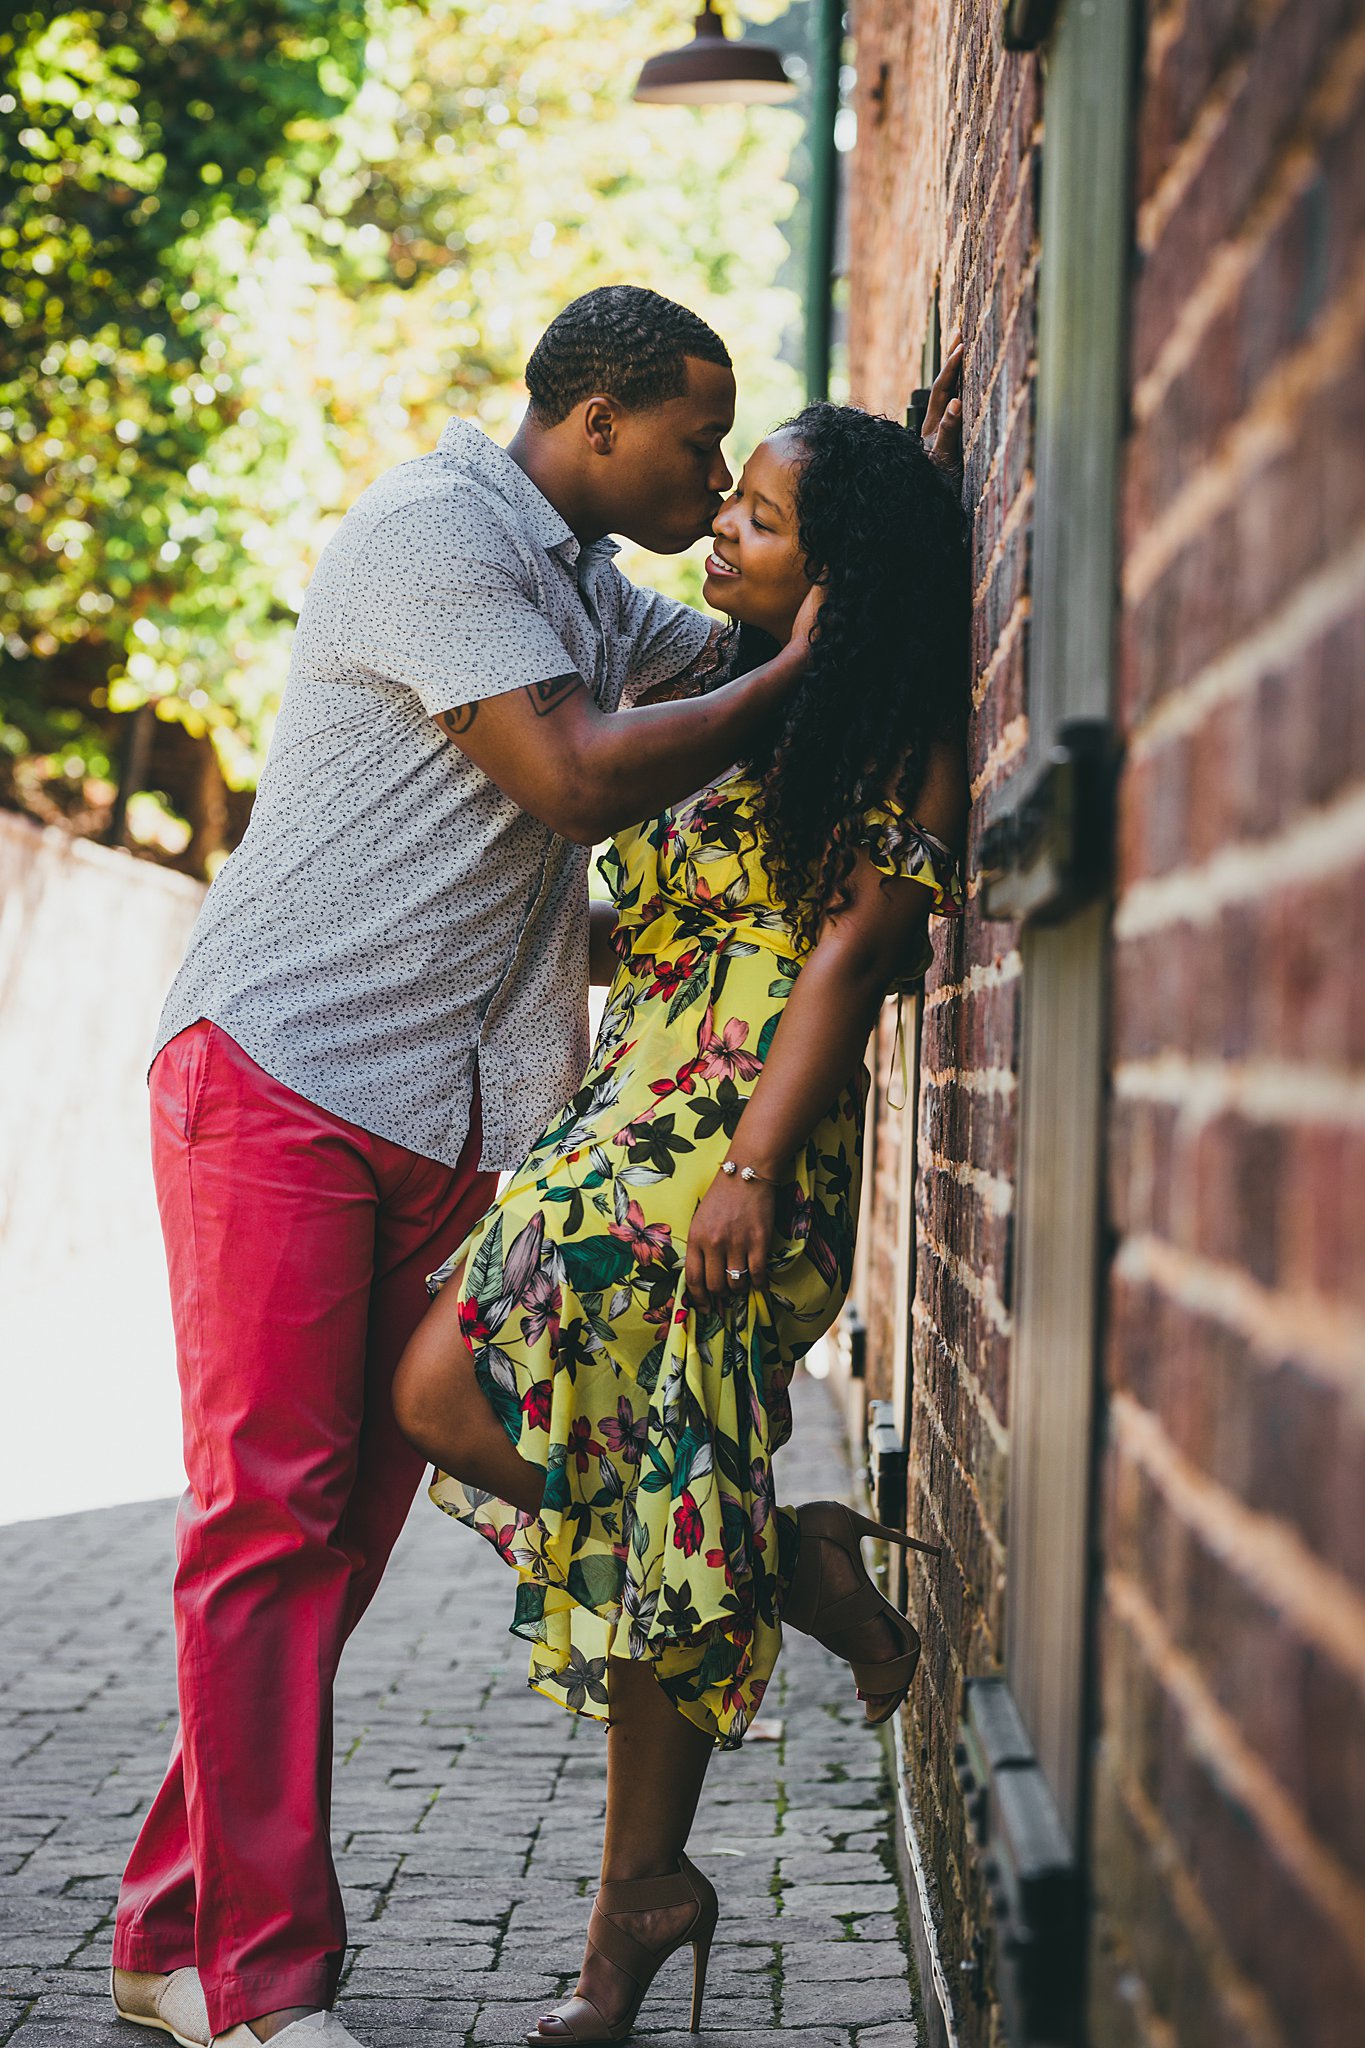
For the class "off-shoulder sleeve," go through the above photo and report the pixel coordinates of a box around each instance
[858,798,964,915]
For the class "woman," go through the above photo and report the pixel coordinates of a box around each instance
[393,395,969,2044]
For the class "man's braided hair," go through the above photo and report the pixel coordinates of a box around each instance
[525,285,731,424]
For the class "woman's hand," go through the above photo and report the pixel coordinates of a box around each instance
[685,1170,778,1315]
[920,326,965,497]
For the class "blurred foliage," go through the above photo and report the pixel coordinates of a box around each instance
[0,0,804,864]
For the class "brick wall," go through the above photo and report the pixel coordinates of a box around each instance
[845,0,1365,2043]
[846,5,1041,2041]
[1093,0,1365,2041]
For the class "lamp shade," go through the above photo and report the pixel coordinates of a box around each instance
[633,6,796,106]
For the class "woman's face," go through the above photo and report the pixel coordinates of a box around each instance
[703,429,812,642]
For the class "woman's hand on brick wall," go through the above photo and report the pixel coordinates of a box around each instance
[921,327,965,498]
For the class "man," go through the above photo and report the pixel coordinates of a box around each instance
[111,284,962,2048]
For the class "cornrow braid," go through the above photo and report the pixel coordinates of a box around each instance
[525,285,731,425]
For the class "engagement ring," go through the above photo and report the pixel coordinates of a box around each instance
[726,1268,745,1282]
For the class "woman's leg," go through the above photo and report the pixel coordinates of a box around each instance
[602,1660,713,1880]
[536,1661,715,2034]
[392,1276,545,1517]
[784,1505,908,1717]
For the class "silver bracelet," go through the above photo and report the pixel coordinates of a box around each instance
[720,1160,779,1186]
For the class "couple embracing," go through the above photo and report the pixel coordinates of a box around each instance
[111,286,969,2048]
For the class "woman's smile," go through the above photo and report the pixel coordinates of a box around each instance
[702,428,813,640]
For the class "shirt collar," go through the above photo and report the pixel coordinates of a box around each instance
[437,417,619,567]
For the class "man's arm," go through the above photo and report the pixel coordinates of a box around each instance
[630,618,736,708]
[434,591,819,844]
[615,574,736,709]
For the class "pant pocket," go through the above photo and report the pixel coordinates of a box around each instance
[152,1021,216,1144]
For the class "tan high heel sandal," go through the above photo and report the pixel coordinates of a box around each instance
[784,1499,941,1726]
[526,1853,718,2044]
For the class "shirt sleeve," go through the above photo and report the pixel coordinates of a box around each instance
[339,485,580,718]
[612,573,724,707]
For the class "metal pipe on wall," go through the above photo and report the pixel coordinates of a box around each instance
[804,0,842,401]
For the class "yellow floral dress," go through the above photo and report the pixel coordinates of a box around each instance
[429,768,961,1747]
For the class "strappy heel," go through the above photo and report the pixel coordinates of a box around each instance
[526,1853,719,2043]
[783,1499,941,1726]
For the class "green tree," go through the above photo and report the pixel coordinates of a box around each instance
[0,4,374,829]
[1,1,802,872]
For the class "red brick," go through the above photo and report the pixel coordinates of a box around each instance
[1134,0,1259,209]
[1088,1747,1274,2048]
[1100,1587,1365,2043]
[1240,643,1365,844]
[1280,1120,1351,1298]
[921,975,1019,1077]
[1108,1441,1365,1893]
[1131,0,1360,383]
[919,1072,1018,1188]
[1190,1112,1283,1286]
[1122,345,1365,725]
[1110,924,1201,1062]
[1113,842,1365,1069]
[1105,1270,1365,1592]
[1128,61,1365,546]
[1260,862,1358,1066]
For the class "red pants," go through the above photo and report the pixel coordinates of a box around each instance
[112,1022,496,2032]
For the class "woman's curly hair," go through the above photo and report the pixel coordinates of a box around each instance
[738,401,969,953]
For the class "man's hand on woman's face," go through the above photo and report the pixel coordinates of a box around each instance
[921,326,965,496]
[788,580,827,654]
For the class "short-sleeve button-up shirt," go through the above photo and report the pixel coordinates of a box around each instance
[153,418,723,1169]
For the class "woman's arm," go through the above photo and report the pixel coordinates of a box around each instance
[684,744,966,1312]
[682,859,927,1311]
[589,901,619,987]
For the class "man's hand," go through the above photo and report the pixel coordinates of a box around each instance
[789,580,826,654]
[921,326,965,497]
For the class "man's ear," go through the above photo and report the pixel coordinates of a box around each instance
[581,393,619,456]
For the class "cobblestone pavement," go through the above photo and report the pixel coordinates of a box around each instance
[0,1369,920,2047]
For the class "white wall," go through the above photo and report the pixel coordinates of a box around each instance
[0,813,204,1523]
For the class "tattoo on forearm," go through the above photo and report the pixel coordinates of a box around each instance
[436,674,579,743]
[528,673,582,716]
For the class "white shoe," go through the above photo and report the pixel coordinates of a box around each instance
[213,2016,366,2046]
[111,1967,211,2047]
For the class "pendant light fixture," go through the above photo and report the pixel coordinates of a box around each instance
[633,1,797,106]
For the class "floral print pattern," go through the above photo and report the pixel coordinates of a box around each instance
[429,769,961,1747]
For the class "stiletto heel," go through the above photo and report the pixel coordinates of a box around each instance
[526,1853,719,2043]
[784,1499,938,1726]
[846,1507,942,1558]
[689,1928,712,2031]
